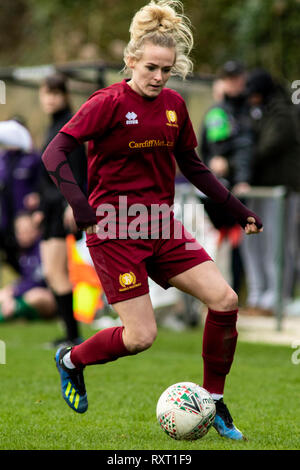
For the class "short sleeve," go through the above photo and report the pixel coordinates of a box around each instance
[60,93,114,143]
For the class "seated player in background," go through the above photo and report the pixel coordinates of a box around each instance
[0,118,41,274]
[0,212,56,322]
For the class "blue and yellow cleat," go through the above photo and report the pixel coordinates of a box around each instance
[55,347,88,414]
[213,399,246,441]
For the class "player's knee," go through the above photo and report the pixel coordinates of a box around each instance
[126,327,157,353]
[219,288,238,311]
[209,287,238,312]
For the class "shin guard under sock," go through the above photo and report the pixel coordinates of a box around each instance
[202,308,238,395]
[70,326,131,367]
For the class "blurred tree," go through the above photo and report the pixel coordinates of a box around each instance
[228,0,300,80]
[1,0,300,81]
[0,0,29,64]
[186,0,244,73]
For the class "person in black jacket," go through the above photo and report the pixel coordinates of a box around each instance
[241,69,300,314]
[199,60,254,294]
[36,74,87,347]
[200,61,253,194]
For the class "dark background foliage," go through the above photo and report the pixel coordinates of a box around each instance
[1,0,300,80]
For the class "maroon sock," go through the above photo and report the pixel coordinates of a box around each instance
[70,326,131,367]
[202,308,238,395]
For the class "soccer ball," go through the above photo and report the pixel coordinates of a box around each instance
[156,382,216,440]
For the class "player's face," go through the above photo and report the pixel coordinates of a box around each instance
[128,43,176,98]
[14,215,39,248]
[222,74,246,98]
[39,86,68,115]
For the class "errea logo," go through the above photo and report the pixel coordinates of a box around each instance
[126,112,138,125]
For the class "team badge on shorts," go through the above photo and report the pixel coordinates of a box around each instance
[119,272,142,292]
[166,110,178,128]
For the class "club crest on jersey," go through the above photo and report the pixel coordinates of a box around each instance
[126,112,139,125]
[119,271,141,292]
[166,110,178,127]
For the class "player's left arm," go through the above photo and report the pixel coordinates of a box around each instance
[174,148,263,235]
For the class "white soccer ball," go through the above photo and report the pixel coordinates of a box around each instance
[156,382,216,440]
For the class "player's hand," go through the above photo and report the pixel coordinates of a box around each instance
[244,216,263,235]
[85,224,98,234]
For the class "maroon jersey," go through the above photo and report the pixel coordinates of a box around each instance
[61,79,197,211]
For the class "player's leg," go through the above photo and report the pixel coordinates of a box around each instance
[55,237,155,413]
[56,293,157,413]
[168,261,238,395]
[70,292,157,366]
[168,261,245,440]
[40,238,80,345]
[168,260,238,310]
[113,293,158,353]
[40,238,72,293]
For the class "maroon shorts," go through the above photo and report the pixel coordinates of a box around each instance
[88,218,212,304]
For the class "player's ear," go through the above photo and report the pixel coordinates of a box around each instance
[126,55,136,71]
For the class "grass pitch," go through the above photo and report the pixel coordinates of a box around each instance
[0,319,299,450]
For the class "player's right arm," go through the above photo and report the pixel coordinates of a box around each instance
[41,132,97,230]
[42,91,114,231]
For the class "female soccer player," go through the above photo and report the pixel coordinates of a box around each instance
[42,0,262,440]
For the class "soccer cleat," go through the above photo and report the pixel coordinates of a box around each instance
[213,398,246,440]
[55,347,88,414]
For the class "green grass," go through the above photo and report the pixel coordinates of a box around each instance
[0,320,299,450]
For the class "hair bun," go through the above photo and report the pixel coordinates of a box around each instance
[130,1,182,42]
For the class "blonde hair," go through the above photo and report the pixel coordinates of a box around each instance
[123,0,194,79]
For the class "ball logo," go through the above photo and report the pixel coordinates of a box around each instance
[119,272,136,288]
[182,394,202,413]
[166,110,178,127]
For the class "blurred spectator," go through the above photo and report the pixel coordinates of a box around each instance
[199,60,254,293]
[241,68,300,314]
[0,212,56,322]
[36,73,87,347]
[0,119,41,273]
